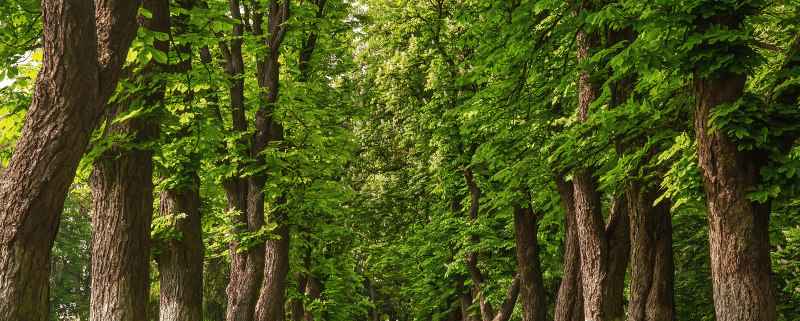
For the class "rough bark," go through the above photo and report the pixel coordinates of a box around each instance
[89,1,168,319]
[513,202,546,321]
[156,173,205,321]
[0,0,138,318]
[573,5,631,318]
[554,175,584,321]
[222,0,263,319]
[626,177,674,321]
[251,1,292,320]
[692,13,780,321]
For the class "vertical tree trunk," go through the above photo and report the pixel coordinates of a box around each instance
[0,0,138,318]
[554,176,584,321]
[692,12,778,321]
[89,1,168,319]
[626,177,674,321]
[463,167,494,321]
[252,2,291,320]
[288,245,313,321]
[513,201,546,321]
[222,0,262,319]
[153,1,204,318]
[156,173,205,321]
[573,4,631,318]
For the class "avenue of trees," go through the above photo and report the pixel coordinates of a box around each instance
[1,0,800,320]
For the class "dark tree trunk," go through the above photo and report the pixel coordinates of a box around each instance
[692,13,779,321]
[88,83,157,321]
[455,275,479,321]
[0,0,138,318]
[626,177,674,321]
[554,176,584,321]
[513,201,546,321]
[252,2,292,320]
[156,173,205,321]
[463,167,494,321]
[89,1,168,319]
[302,276,324,321]
[153,1,204,318]
[222,0,263,320]
[573,5,631,318]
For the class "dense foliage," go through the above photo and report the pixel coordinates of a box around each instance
[1,0,800,320]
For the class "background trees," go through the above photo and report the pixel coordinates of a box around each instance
[1,0,800,320]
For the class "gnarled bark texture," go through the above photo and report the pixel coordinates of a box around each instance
[0,0,138,319]
[692,12,781,321]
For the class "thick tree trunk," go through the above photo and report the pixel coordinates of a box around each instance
[255,211,291,321]
[154,1,205,318]
[626,177,674,321]
[513,202,546,321]
[88,96,157,321]
[573,6,631,318]
[89,1,168,319]
[251,2,292,320]
[692,14,777,321]
[554,176,584,321]
[222,0,264,319]
[156,173,205,321]
[0,0,138,318]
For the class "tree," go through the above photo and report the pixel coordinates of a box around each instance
[0,0,139,318]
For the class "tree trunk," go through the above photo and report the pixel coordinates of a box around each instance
[692,13,778,321]
[0,0,138,318]
[573,4,631,317]
[490,275,520,321]
[222,0,264,319]
[156,173,205,321]
[626,177,674,321]
[463,167,494,321]
[251,2,292,320]
[302,276,324,321]
[554,176,584,321]
[89,1,168,319]
[513,201,546,321]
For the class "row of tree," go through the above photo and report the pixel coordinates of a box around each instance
[0,0,799,320]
